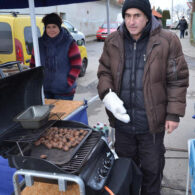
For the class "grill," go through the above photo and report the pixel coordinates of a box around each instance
[6,121,101,174]
[0,67,116,192]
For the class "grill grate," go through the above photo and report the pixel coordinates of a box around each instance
[59,130,101,174]
[1,120,56,142]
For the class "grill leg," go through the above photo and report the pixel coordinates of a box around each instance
[13,173,22,195]
[58,179,67,192]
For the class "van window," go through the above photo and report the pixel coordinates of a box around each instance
[64,21,74,32]
[24,27,41,55]
[0,22,13,54]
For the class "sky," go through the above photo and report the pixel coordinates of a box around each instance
[150,0,188,10]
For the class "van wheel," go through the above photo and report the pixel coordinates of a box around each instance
[79,58,88,77]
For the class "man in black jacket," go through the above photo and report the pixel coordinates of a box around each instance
[176,16,188,38]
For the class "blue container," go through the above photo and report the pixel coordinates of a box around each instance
[189,140,195,194]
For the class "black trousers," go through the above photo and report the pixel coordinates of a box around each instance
[114,130,165,195]
[180,29,185,38]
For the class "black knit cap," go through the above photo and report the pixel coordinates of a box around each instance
[122,0,152,20]
[42,13,62,30]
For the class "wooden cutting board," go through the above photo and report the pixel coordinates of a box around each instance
[45,99,84,120]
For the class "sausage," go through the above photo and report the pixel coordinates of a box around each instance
[40,154,47,159]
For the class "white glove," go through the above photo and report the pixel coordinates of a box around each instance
[103,90,130,123]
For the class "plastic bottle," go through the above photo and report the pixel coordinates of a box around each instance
[93,122,109,139]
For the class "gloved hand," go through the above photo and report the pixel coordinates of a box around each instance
[103,90,130,123]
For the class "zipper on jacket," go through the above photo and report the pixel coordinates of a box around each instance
[153,134,156,144]
[134,42,136,50]
[131,42,137,123]
[143,54,146,62]
[116,56,123,95]
[132,42,137,78]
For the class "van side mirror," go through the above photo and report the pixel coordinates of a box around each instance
[73,28,78,33]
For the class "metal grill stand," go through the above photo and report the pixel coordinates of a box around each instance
[13,169,85,195]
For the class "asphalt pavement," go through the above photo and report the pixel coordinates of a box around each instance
[83,31,195,195]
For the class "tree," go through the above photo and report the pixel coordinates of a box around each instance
[174,4,187,21]
[162,10,171,28]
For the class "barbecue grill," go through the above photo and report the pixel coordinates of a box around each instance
[0,67,141,195]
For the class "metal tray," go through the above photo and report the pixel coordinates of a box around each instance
[14,105,54,129]
[30,123,92,165]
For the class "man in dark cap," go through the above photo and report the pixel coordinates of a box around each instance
[97,0,189,194]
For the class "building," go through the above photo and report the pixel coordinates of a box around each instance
[0,0,122,36]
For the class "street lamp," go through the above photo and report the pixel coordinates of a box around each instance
[171,0,174,25]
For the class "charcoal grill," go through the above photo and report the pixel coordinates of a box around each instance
[0,67,117,194]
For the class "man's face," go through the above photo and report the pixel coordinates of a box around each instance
[124,8,148,40]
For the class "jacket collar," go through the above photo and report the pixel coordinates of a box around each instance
[108,16,162,61]
[150,15,162,37]
[143,16,162,83]
[41,27,72,46]
[146,16,161,55]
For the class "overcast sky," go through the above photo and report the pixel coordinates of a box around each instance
[150,0,188,10]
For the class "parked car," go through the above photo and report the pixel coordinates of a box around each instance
[63,20,88,76]
[63,20,85,45]
[96,22,119,41]
[76,40,88,77]
[0,13,44,65]
[0,13,88,77]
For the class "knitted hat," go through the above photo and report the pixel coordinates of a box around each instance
[122,0,151,20]
[42,13,62,29]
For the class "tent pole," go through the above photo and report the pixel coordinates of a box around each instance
[106,0,110,34]
[28,0,41,67]
[28,0,45,104]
